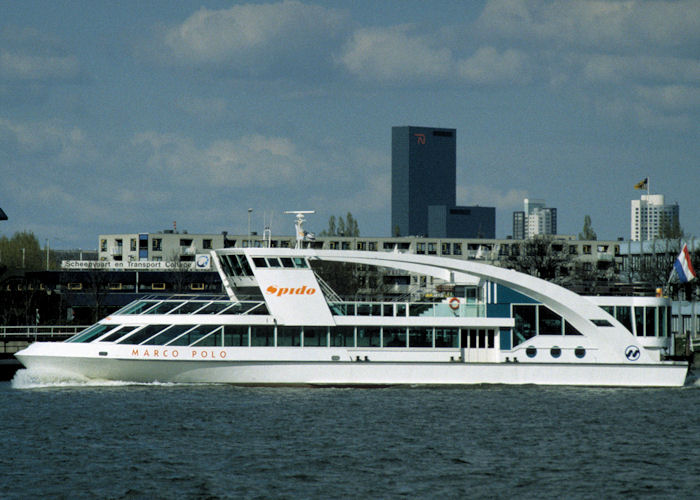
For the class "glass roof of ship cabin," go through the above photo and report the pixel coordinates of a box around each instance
[114,296,268,316]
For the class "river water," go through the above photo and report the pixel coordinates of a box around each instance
[2,370,699,499]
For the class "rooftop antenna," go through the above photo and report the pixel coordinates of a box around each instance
[284,210,315,249]
[263,211,273,248]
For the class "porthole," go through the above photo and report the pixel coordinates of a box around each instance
[526,346,537,358]
[575,347,586,359]
[550,347,562,358]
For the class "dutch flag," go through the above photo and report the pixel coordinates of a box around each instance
[674,244,696,283]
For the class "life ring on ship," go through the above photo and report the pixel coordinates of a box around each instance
[449,297,460,310]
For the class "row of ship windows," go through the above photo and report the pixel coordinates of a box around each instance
[68,323,504,349]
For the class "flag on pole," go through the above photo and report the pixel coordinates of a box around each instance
[673,244,696,283]
[634,177,648,190]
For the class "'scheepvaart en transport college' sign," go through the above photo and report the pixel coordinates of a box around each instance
[61,254,212,271]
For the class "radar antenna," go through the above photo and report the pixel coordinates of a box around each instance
[284,210,315,249]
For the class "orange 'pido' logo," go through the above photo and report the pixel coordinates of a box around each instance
[266,285,316,296]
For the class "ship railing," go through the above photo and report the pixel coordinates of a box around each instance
[328,301,485,318]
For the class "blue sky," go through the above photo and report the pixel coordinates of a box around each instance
[1,0,698,250]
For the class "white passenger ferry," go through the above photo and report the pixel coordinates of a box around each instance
[16,215,689,387]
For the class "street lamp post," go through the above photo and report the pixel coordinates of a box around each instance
[248,208,253,247]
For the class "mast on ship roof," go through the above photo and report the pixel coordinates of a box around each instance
[284,210,315,249]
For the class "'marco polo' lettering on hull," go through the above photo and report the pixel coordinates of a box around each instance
[266,285,316,296]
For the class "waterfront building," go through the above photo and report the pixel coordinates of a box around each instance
[391,126,495,238]
[513,198,557,239]
[631,194,680,241]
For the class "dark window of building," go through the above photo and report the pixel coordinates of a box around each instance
[432,130,453,137]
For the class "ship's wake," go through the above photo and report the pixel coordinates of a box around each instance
[11,368,178,389]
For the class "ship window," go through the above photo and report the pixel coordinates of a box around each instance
[281,257,294,268]
[197,302,233,314]
[550,346,562,358]
[330,326,354,347]
[303,326,328,347]
[277,326,301,346]
[645,307,656,337]
[223,325,249,346]
[141,325,193,345]
[266,258,281,267]
[408,327,432,348]
[635,307,644,336]
[169,325,222,346]
[526,346,537,358]
[396,304,406,317]
[118,325,170,345]
[144,301,185,315]
[591,319,612,327]
[68,324,117,343]
[192,326,223,347]
[357,303,371,316]
[169,301,208,314]
[539,307,563,334]
[383,327,407,347]
[116,300,157,315]
[575,347,586,358]
[488,331,495,348]
[101,326,137,342]
[356,326,380,347]
[615,306,633,334]
[435,328,459,348]
[293,258,308,268]
[251,326,274,346]
[564,321,583,336]
[252,257,267,268]
[240,256,254,275]
[513,304,537,346]
[383,304,393,316]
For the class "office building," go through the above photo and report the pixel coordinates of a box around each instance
[391,126,495,238]
[631,194,679,241]
[512,199,557,238]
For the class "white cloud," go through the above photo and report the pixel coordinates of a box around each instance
[0,50,79,81]
[476,0,700,50]
[582,54,700,85]
[0,117,94,165]
[458,47,531,85]
[457,185,528,211]
[339,25,453,84]
[160,0,348,76]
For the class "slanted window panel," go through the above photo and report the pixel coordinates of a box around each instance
[198,302,234,314]
[118,325,171,345]
[564,321,583,336]
[117,301,157,315]
[408,327,433,348]
[303,326,328,347]
[144,301,185,315]
[539,306,563,335]
[142,325,194,345]
[101,326,137,342]
[280,257,294,268]
[68,324,117,343]
[356,326,380,347]
[169,302,208,314]
[435,328,459,348]
[252,257,267,268]
[277,326,301,346]
[293,258,308,268]
[223,325,249,346]
[193,326,222,346]
[330,326,354,347]
[169,325,221,346]
[383,327,407,348]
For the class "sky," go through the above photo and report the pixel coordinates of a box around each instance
[1,0,698,250]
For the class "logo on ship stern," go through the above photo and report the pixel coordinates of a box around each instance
[266,285,316,296]
[624,345,641,361]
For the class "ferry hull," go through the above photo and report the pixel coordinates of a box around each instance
[15,347,689,388]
